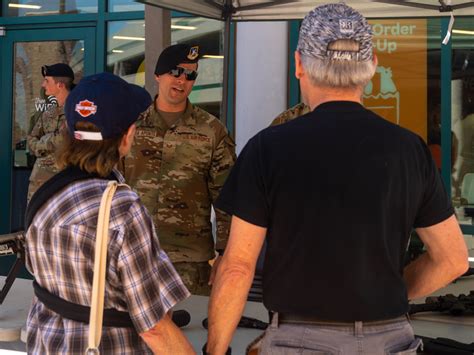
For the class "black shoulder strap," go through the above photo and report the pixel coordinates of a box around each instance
[25,166,118,230]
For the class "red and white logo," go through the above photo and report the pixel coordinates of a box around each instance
[75,100,97,118]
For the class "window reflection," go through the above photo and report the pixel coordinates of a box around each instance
[13,40,84,168]
[451,18,474,225]
[107,16,225,118]
[108,0,143,12]
[107,20,145,85]
[7,0,97,16]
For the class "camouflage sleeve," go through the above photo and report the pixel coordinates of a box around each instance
[209,131,236,251]
[27,112,64,156]
[47,125,65,151]
[269,113,290,127]
[269,102,311,127]
[27,112,46,156]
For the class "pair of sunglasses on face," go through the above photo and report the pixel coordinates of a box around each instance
[168,66,198,81]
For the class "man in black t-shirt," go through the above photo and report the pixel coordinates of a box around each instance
[206,3,469,355]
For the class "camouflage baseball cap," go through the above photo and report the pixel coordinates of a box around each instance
[297,3,373,62]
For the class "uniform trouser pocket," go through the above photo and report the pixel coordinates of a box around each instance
[386,338,423,354]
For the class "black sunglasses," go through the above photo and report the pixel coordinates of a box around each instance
[169,66,198,81]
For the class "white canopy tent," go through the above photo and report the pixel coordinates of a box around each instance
[139,0,474,125]
[139,0,474,20]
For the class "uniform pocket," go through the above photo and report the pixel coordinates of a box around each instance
[385,338,423,354]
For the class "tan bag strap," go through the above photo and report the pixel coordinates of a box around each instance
[86,181,126,355]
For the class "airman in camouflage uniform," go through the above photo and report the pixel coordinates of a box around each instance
[122,44,236,295]
[270,102,311,126]
[27,63,75,201]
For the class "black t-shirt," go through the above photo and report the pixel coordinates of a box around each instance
[215,101,454,322]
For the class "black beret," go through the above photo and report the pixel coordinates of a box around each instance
[155,44,200,76]
[41,63,74,80]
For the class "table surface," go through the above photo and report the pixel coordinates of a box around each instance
[1,275,473,353]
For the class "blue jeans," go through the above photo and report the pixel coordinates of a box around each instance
[259,313,422,354]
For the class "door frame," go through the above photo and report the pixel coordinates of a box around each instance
[0,26,96,233]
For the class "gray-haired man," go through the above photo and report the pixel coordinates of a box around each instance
[206,3,468,354]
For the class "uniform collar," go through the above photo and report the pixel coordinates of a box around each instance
[153,97,196,128]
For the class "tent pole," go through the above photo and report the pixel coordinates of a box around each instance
[221,0,232,127]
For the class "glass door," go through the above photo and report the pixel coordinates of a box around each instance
[0,27,95,234]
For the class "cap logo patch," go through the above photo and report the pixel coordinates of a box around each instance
[187,46,199,60]
[339,19,354,34]
[75,100,97,118]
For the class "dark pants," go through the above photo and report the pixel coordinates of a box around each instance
[260,313,422,354]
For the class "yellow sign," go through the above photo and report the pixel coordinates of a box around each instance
[363,19,427,140]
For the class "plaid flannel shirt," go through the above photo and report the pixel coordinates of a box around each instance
[25,169,190,354]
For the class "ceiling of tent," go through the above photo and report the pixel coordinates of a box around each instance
[139,0,474,20]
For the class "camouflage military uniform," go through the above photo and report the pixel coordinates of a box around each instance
[27,106,65,201]
[270,102,311,126]
[122,100,236,295]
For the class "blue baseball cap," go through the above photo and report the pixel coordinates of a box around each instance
[65,72,151,140]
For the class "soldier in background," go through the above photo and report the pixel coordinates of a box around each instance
[122,44,236,295]
[27,63,74,201]
[270,102,310,126]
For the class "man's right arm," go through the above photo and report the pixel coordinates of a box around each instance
[140,314,195,354]
[404,214,468,300]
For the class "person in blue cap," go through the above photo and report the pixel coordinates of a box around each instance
[27,63,76,201]
[122,43,236,296]
[24,72,194,354]
[207,3,468,354]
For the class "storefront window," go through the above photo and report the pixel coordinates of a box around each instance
[363,18,431,140]
[7,0,97,16]
[107,16,225,118]
[108,0,143,12]
[13,40,84,168]
[171,16,224,118]
[451,18,474,225]
[107,20,145,86]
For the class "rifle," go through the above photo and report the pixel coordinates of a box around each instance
[415,335,474,354]
[409,291,474,316]
[0,231,25,305]
[202,315,268,330]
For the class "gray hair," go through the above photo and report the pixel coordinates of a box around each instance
[300,39,376,89]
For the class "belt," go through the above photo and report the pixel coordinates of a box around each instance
[33,280,134,328]
[278,313,408,327]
